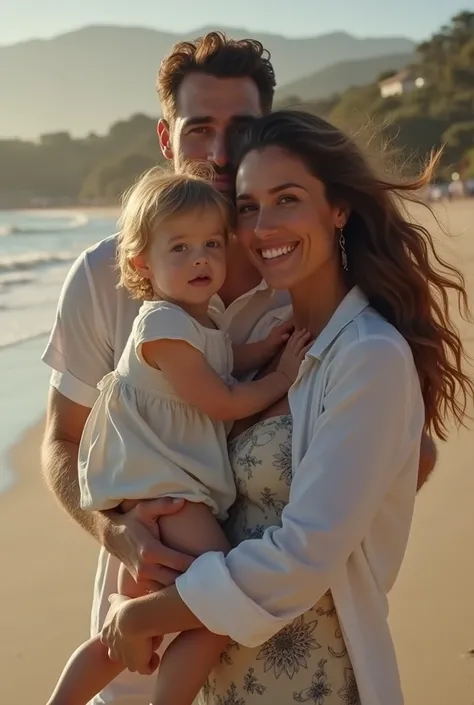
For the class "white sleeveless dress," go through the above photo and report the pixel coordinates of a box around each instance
[78,300,237,521]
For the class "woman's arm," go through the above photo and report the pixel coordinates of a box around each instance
[174,336,424,646]
[142,330,309,422]
[101,335,424,659]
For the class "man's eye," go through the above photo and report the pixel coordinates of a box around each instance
[190,127,209,135]
[238,204,257,214]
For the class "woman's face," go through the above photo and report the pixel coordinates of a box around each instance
[235,146,347,291]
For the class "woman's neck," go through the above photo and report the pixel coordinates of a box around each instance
[290,268,349,340]
[219,238,262,307]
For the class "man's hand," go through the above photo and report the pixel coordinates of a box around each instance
[104,498,195,585]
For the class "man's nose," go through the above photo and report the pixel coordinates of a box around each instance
[209,134,228,168]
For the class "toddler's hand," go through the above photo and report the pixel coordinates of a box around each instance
[264,320,294,356]
[277,329,312,384]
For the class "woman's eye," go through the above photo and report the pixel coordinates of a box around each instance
[278,195,297,205]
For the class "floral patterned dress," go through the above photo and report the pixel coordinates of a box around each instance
[198,415,360,705]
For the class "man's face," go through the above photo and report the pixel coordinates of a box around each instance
[158,73,263,196]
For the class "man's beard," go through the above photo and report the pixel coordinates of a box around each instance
[175,156,234,195]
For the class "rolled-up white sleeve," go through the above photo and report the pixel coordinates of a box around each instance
[42,247,115,408]
[176,336,422,646]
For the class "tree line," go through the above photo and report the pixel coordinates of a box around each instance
[299,11,474,182]
[0,11,472,207]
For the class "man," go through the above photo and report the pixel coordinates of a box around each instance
[41,31,436,705]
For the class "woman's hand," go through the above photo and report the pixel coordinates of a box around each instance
[100,594,161,675]
[103,497,195,585]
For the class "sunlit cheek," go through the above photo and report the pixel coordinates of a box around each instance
[208,248,227,266]
[236,217,256,248]
[163,255,188,275]
[179,136,211,161]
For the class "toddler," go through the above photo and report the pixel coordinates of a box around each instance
[47,166,309,705]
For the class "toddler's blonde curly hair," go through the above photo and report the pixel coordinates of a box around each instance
[117,164,233,300]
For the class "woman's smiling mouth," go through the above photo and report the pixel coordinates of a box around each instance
[259,243,299,260]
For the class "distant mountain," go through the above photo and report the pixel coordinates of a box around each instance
[0,25,415,139]
[277,52,414,103]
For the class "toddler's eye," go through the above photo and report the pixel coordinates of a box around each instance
[171,244,187,252]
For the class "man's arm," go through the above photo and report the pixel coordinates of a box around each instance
[41,388,192,583]
[41,387,112,540]
[417,432,437,491]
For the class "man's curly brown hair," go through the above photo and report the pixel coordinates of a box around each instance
[157,31,276,121]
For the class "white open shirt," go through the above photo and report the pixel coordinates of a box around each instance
[176,286,424,705]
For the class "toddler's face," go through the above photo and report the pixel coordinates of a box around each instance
[137,207,227,306]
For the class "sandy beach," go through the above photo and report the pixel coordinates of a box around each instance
[0,423,98,703]
[1,199,474,704]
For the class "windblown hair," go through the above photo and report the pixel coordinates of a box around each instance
[157,31,276,121]
[235,109,473,439]
[116,164,232,300]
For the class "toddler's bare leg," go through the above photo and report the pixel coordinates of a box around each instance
[46,564,160,705]
[152,501,230,705]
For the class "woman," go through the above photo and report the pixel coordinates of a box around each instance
[100,110,472,705]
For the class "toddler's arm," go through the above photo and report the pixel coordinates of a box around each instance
[142,329,310,423]
[232,320,294,374]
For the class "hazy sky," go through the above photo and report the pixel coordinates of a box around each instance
[1,0,471,45]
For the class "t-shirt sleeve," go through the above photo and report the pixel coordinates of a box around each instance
[42,244,116,408]
[135,304,206,356]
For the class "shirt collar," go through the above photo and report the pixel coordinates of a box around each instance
[212,279,270,313]
[308,286,370,360]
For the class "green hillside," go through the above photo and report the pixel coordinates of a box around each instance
[277,52,414,103]
[304,11,474,180]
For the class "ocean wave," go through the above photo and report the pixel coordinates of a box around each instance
[0,328,51,351]
[0,272,36,289]
[0,250,77,275]
[0,212,89,236]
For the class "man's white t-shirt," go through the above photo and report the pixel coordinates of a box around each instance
[42,234,290,705]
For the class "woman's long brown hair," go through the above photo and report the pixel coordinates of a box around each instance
[235,110,473,439]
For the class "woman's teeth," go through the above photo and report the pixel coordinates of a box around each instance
[261,244,296,260]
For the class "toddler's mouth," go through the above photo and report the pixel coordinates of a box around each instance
[189,275,212,286]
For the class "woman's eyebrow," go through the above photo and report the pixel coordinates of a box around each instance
[236,182,307,200]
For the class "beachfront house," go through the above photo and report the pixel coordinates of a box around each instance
[378,70,425,98]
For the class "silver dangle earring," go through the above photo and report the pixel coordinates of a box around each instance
[339,227,348,272]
